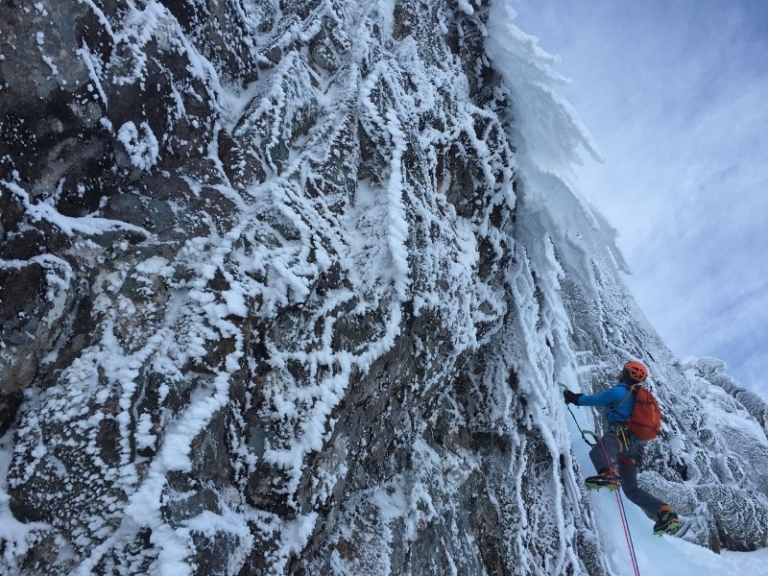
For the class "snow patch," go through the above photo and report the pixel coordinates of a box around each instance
[117,121,160,170]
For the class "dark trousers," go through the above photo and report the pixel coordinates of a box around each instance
[589,431,667,517]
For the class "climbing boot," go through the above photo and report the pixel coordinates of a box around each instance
[585,467,621,491]
[653,505,680,535]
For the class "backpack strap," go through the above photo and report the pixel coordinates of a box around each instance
[611,383,640,410]
[610,385,641,446]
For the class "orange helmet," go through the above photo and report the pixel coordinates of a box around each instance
[623,361,648,383]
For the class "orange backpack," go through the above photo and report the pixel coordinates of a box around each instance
[626,385,662,440]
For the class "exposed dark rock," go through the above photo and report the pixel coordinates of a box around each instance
[1,1,767,575]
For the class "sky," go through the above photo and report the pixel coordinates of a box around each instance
[510,0,768,398]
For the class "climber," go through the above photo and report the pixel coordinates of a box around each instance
[563,361,680,535]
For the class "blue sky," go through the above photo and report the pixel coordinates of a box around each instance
[510,0,768,397]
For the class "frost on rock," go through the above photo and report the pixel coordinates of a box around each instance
[117,121,160,171]
[1,1,767,575]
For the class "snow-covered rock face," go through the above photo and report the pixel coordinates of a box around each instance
[2,1,768,574]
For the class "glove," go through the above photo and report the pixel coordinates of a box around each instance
[563,390,583,405]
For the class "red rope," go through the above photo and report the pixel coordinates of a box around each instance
[598,436,641,576]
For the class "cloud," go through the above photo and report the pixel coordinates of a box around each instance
[512,0,768,396]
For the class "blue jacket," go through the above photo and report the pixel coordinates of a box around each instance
[577,381,636,425]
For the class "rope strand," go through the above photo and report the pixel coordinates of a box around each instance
[561,383,641,574]
[564,402,596,446]
[598,437,641,576]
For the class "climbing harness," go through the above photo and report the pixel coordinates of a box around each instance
[602,424,633,452]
